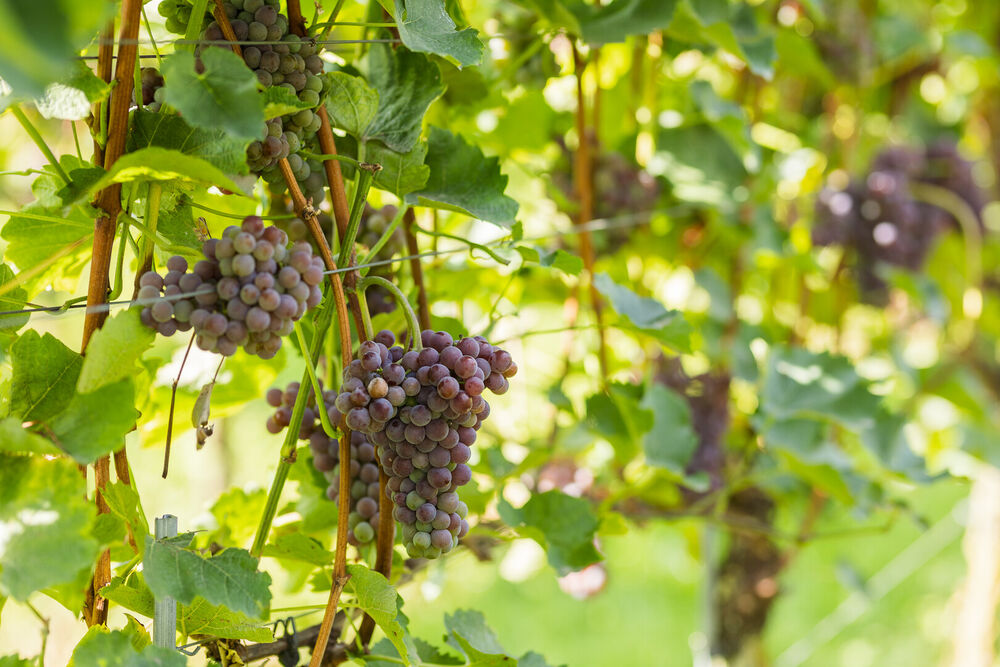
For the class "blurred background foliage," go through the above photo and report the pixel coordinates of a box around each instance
[3,0,1000,665]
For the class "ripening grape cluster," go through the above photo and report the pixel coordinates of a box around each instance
[137,215,323,359]
[265,382,384,545]
[813,142,984,299]
[137,67,165,111]
[331,329,516,559]
[158,0,329,205]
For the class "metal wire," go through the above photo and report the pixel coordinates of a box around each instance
[0,207,679,321]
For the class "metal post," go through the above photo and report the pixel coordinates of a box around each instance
[153,514,178,649]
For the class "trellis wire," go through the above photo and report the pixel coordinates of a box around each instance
[0,207,685,321]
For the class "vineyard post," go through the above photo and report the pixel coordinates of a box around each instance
[152,515,179,648]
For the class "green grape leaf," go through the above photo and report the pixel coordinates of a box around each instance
[392,0,485,68]
[760,346,879,427]
[585,382,650,461]
[367,44,445,152]
[262,533,334,566]
[654,124,746,208]
[78,147,249,202]
[515,246,583,276]
[411,127,519,227]
[205,487,268,547]
[0,454,99,601]
[155,184,202,252]
[640,383,698,476]
[345,564,419,664]
[262,85,312,119]
[1,159,97,292]
[368,140,431,197]
[574,0,680,44]
[0,655,34,667]
[161,48,264,140]
[444,609,515,665]
[593,273,690,350]
[70,628,186,667]
[143,534,272,619]
[47,379,136,464]
[76,309,155,394]
[122,614,152,652]
[0,417,61,455]
[128,110,250,175]
[685,0,729,25]
[10,330,82,423]
[0,262,29,333]
[102,482,150,548]
[325,71,379,138]
[34,60,111,120]
[498,491,601,575]
[519,653,563,667]
[703,4,775,78]
[0,0,113,97]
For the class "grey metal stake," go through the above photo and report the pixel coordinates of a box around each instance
[153,514,178,649]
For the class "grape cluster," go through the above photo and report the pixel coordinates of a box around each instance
[813,142,984,300]
[265,382,384,545]
[136,215,324,359]
[138,67,165,111]
[158,0,328,204]
[331,329,517,559]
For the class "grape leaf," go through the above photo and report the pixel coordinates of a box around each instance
[654,124,746,208]
[102,482,150,548]
[70,628,186,667]
[444,609,514,665]
[48,379,137,464]
[574,0,680,44]
[369,140,431,197]
[143,534,272,619]
[0,262,29,333]
[515,247,582,275]
[10,330,82,423]
[392,0,484,68]
[0,655,34,667]
[76,309,155,394]
[498,491,601,575]
[685,0,729,25]
[325,71,379,138]
[367,44,444,152]
[0,417,61,455]
[34,60,111,120]
[1,160,97,292]
[640,383,698,476]
[77,147,248,202]
[585,382,650,461]
[128,110,250,175]
[262,85,312,119]
[345,564,419,664]
[411,127,518,227]
[0,0,113,97]
[161,48,264,141]
[262,533,334,566]
[0,454,99,601]
[593,273,690,350]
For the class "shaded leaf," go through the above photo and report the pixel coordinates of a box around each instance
[393,0,485,68]
[128,110,249,175]
[593,273,689,349]
[10,330,82,423]
[0,417,61,455]
[262,533,334,566]
[48,379,137,464]
[498,491,601,575]
[70,628,185,667]
[262,85,312,119]
[0,262,29,332]
[640,383,698,476]
[515,246,582,276]
[411,126,518,227]
[143,534,272,619]
[325,71,379,137]
[368,140,430,197]
[76,309,155,393]
[574,0,680,44]
[161,49,264,140]
[367,44,444,152]
[34,60,110,120]
[345,564,418,664]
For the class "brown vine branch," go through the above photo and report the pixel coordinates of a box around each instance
[92,21,114,166]
[571,44,607,381]
[403,209,430,330]
[235,617,346,662]
[82,0,142,629]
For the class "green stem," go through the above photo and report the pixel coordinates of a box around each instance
[908,181,983,319]
[361,655,456,667]
[358,204,408,271]
[141,183,162,266]
[356,275,422,350]
[294,322,339,439]
[337,163,378,267]
[299,150,361,168]
[107,217,129,301]
[184,0,210,48]
[187,199,297,220]
[133,49,143,112]
[251,292,336,557]
[71,122,83,161]
[414,226,510,265]
[353,286,376,341]
[314,0,349,40]
[122,212,188,255]
[10,105,71,184]
[141,5,163,67]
